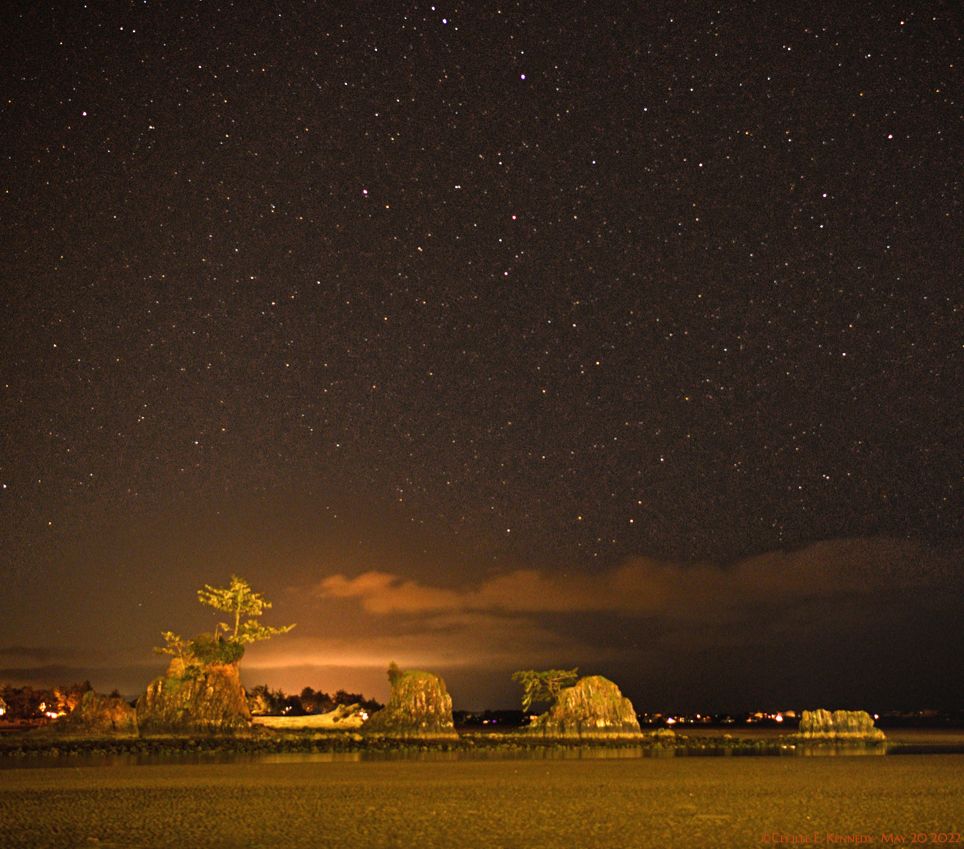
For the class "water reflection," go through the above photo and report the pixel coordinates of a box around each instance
[0,741,910,770]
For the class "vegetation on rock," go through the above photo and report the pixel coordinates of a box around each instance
[137,659,252,734]
[141,576,294,734]
[155,576,295,666]
[188,632,245,666]
[197,575,295,645]
[524,674,643,739]
[512,668,580,711]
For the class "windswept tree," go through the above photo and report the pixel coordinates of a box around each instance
[198,575,295,645]
[512,668,579,712]
[155,575,294,666]
[155,631,190,661]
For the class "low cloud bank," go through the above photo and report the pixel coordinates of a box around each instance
[315,537,952,621]
[4,538,959,709]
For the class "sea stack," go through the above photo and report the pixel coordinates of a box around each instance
[528,675,643,739]
[363,664,458,740]
[136,657,252,735]
[797,709,885,742]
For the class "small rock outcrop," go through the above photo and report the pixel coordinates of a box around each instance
[528,675,643,739]
[54,690,137,736]
[797,709,885,741]
[363,665,457,739]
[136,658,251,735]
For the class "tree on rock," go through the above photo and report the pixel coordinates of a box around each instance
[155,576,295,666]
[512,668,579,712]
[140,576,295,734]
[198,575,295,646]
[523,674,643,740]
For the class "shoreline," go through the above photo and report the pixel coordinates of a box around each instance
[2,726,962,763]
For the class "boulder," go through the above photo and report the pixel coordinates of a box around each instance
[53,690,137,736]
[797,709,885,741]
[136,658,251,735]
[528,675,643,739]
[363,667,457,739]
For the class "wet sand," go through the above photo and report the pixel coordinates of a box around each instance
[1,755,961,848]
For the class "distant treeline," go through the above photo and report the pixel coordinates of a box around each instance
[246,685,383,716]
[0,682,383,722]
[0,682,99,720]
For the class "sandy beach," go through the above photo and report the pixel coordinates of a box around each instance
[1,754,961,848]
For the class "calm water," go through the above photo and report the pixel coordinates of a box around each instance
[3,739,962,770]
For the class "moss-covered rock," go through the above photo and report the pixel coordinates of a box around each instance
[797,709,885,741]
[136,658,251,735]
[363,667,457,739]
[528,675,643,739]
[52,690,138,736]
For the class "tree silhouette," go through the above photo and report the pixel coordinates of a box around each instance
[511,668,579,712]
[156,575,295,665]
[197,574,295,645]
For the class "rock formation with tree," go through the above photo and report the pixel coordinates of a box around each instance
[517,671,644,739]
[796,709,885,742]
[363,663,458,739]
[137,656,252,734]
[137,575,294,734]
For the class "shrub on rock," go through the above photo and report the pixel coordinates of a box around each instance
[188,632,245,665]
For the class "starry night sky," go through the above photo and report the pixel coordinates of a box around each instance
[2,2,961,711]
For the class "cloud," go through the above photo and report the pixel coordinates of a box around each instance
[235,539,961,708]
[313,537,951,621]
[243,608,610,673]
[0,645,90,663]
[319,571,465,614]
